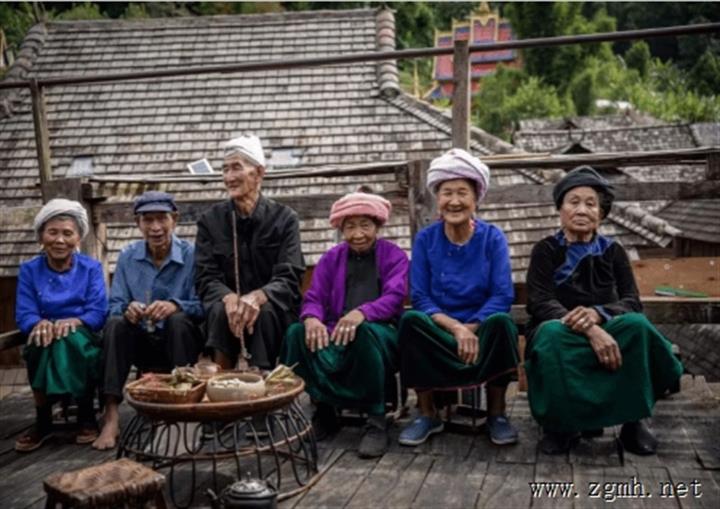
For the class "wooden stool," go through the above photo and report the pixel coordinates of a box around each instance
[43,458,167,509]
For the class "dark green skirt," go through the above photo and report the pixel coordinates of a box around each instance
[24,327,101,399]
[280,321,399,415]
[525,313,684,433]
[398,310,519,391]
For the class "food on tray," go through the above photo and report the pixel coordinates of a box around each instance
[128,370,206,404]
[264,363,298,386]
[206,373,266,402]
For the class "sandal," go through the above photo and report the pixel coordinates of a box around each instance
[76,425,100,445]
[15,427,54,452]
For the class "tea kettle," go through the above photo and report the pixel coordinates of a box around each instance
[206,475,278,509]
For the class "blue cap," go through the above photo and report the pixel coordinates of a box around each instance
[133,191,177,214]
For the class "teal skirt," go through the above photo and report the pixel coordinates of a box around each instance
[24,327,101,399]
[398,310,519,391]
[525,313,684,433]
[280,321,399,415]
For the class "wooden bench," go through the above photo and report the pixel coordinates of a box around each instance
[43,458,167,509]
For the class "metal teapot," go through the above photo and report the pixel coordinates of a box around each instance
[206,475,278,509]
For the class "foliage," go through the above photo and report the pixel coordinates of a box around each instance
[52,2,105,21]
[472,66,571,140]
[688,50,720,98]
[0,2,38,50]
[624,41,650,78]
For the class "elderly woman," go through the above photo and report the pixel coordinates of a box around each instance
[280,191,409,458]
[14,199,108,452]
[525,166,683,455]
[398,149,519,447]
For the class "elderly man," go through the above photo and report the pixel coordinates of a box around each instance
[195,135,305,370]
[93,191,204,449]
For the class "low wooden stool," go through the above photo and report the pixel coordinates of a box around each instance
[43,458,167,509]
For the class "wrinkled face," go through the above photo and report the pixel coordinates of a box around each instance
[341,215,379,254]
[222,153,265,201]
[136,212,176,252]
[41,217,80,264]
[559,186,601,236]
[436,179,476,226]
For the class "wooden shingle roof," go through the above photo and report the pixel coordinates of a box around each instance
[0,11,681,279]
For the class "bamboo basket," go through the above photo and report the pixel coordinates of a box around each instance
[125,375,206,404]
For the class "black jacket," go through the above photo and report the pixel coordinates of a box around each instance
[194,196,305,313]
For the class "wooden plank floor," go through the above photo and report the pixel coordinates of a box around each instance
[0,375,718,509]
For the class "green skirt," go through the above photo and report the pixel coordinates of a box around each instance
[23,327,101,399]
[398,310,519,391]
[280,321,399,415]
[525,313,684,433]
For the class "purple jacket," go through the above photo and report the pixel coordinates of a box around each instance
[300,238,409,331]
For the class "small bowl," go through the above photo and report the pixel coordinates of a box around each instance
[194,360,221,377]
[206,373,266,402]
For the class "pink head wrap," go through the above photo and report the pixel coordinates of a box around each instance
[427,148,490,202]
[329,192,392,229]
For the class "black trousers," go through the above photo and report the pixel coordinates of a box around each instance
[205,300,295,370]
[101,312,204,398]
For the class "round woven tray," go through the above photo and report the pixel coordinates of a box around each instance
[126,376,305,422]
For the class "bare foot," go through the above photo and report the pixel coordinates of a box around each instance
[92,421,119,450]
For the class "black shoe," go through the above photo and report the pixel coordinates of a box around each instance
[619,421,658,455]
[539,430,580,455]
[312,403,340,441]
[358,422,389,458]
[581,428,604,439]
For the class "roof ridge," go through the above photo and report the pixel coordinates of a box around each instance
[45,9,376,28]
[516,123,693,136]
[0,23,46,119]
[375,8,400,98]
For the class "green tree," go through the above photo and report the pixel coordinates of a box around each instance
[53,2,105,21]
[689,49,720,97]
[624,41,651,78]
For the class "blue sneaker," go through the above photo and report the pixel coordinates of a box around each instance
[398,416,444,446]
[487,415,519,445]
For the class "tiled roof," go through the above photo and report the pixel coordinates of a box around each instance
[0,10,673,280]
[656,200,720,244]
[513,123,698,154]
[512,114,720,247]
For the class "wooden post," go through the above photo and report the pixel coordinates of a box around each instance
[452,39,470,150]
[29,79,52,201]
[706,151,720,181]
[407,160,434,240]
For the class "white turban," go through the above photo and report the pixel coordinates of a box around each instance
[33,198,89,239]
[223,135,266,167]
[427,148,491,202]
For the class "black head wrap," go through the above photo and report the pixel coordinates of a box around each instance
[552,165,615,218]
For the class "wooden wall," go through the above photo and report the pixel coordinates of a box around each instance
[0,277,20,365]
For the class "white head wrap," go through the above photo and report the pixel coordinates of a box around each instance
[223,135,266,167]
[427,148,491,202]
[33,198,89,240]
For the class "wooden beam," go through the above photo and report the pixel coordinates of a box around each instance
[94,190,409,224]
[483,147,717,170]
[29,79,52,201]
[452,39,470,150]
[483,181,720,204]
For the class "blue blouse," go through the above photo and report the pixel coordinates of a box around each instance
[16,253,109,335]
[411,219,514,323]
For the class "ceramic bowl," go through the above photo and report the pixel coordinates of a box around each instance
[206,373,266,402]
